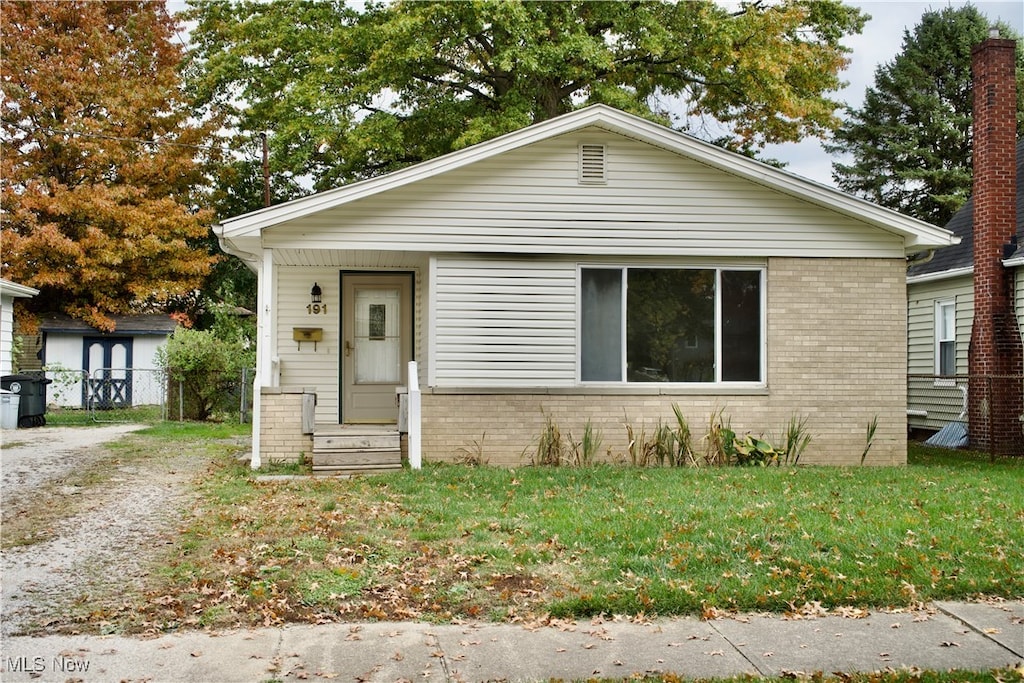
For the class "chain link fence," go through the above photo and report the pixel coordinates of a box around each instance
[908,373,1024,457]
[30,367,255,426]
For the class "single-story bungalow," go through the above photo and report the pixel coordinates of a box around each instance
[216,104,957,471]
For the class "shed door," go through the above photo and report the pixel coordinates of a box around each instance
[83,337,133,409]
[341,274,412,423]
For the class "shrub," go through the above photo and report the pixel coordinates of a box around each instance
[156,327,254,421]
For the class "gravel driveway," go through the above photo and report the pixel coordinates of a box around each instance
[1,425,201,637]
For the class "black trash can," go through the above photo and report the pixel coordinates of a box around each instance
[0,374,52,428]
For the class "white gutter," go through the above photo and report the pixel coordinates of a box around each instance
[906,266,974,285]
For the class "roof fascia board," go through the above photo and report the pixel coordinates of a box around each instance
[906,266,974,284]
[0,279,40,298]
[217,104,958,251]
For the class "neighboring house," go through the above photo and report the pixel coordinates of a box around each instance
[39,313,176,408]
[905,142,1023,431]
[907,35,1022,454]
[216,104,956,470]
[0,278,39,376]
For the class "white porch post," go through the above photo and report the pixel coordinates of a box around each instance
[251,248,277,470]
[407,360,421,470]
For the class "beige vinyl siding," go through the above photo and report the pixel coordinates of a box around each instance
[261,129,905,258]
[433,257,577,387]
[907,275,973,430]
[274,255,426,424]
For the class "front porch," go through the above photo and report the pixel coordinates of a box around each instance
[253,364,422,472]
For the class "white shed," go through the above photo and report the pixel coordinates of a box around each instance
[39,313,176,408]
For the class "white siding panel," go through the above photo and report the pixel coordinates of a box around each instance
[434,258,577,387]
[263,130,904,258]
[275,267,343,423]
[0,295,14,376]
[1017,267,1024,334]
[43,334,85,407]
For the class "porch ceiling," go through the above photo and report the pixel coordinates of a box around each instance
[272,249,425,268]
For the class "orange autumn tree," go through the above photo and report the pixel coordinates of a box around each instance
[0,0,217,333]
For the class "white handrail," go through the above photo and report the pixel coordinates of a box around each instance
[407,360,421,470]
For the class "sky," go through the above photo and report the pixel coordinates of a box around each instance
[765,0,1024,187]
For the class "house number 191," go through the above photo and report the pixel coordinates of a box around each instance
[307,303,327,315]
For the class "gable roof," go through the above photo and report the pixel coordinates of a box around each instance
[216,104,957,256]
[39,313,177,335]
[908,141,1024,280]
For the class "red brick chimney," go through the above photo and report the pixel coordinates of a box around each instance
[968,31,1023,455]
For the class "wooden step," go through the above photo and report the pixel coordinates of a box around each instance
[312,425,402,475]
[312,464,403,476]
[313,450,400,467]
[314,433,399,451]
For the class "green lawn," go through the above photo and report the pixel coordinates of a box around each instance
[111,438,1023,633]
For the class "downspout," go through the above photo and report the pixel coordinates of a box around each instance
[906,249,936,266]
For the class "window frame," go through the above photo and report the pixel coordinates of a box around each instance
[934,299,956,380]
[576,264,766,386]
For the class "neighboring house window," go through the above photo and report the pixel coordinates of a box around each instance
[935,300,956,377]
[580,267,763,383]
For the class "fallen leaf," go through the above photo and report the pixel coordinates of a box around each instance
[706,650,725,657]
[763,652,774,657]
[392,652,404,662]
[555,648,567,653]
[190,652,202,658]
[890,623,901,629]
[940,641,960,648]
[582,643,595,650]
[983,628,1001,634]
[613,659,623,666]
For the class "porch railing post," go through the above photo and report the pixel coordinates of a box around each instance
[407,360,421,470]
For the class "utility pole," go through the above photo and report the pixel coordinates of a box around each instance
[260,132,270,207]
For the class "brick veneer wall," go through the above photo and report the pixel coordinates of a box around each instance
[259,386,314,463]
[420,257,907,466]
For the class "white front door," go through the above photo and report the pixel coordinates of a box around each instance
[341,274,413,423]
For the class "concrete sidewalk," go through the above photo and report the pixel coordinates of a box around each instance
[1,601,1021,682]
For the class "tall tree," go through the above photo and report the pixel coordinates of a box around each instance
[827,6,1024,226]
[1,1,218,332]
[185,0,867,191]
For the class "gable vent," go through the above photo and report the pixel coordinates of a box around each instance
[578,144,607,184]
